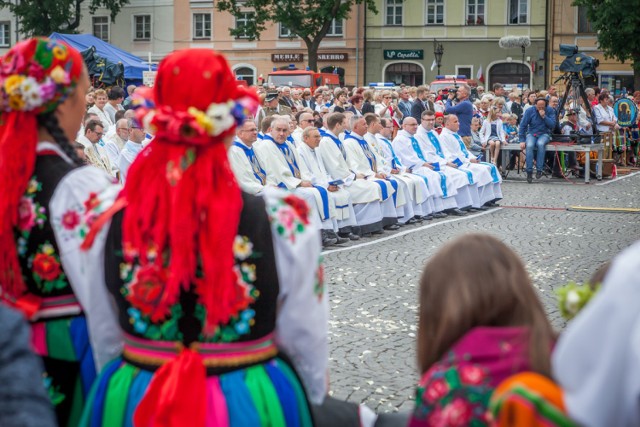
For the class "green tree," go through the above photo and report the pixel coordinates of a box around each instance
[216,0,377,72]
[572,0,640,90]
[0,0,129,37]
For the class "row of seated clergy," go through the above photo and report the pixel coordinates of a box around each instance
[228,111,503,239]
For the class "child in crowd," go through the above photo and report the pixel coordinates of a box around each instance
[480,99,506,165]
[409,234,556,426]
[503,114,519,144]
[434,111,445,134]
[469,117,485,161]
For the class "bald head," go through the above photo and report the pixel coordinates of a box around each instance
[402,117,418,135]
[445,114,459,132]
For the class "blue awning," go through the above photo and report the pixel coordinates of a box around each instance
[49,32,156,80]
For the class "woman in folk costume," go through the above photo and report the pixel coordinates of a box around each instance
[409,234,556,427]
[0,38,122,426]
[80,49,328,427]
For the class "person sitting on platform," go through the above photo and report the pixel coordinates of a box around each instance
[518,97,557,183]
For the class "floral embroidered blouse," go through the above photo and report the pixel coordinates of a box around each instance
[410,326,532,427]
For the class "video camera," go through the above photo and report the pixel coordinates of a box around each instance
[558,44,599,77]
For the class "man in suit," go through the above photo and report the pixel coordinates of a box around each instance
[411,86,433,122]
[279,86,296,109]
[300,89,316,110]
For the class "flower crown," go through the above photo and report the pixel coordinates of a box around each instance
[138,96,257,145]
[0,40,77,114]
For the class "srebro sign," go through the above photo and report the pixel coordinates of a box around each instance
[383,50,424,60]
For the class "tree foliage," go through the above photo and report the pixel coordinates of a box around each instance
[572,0,640,88]
[216,0,377,72]
[0,0,129,37]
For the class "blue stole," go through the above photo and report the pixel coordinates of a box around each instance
[481,162,501,183]
[452,133,475,185]
[324,132,347,160]
[426,131,445,159]
[378,137,402,170]
[287,135,295,145]
[263,135,301,179]
[385,177,398,205]
[318,128,328,137]
[346,135,377,171]
[410,136,426,162]
[233,141,266,185]
[257,132,264,140]
[421,133,450,197]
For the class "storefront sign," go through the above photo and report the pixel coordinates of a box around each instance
[383,50,424,60]
[271,53,304,62]
[318,53,348,62]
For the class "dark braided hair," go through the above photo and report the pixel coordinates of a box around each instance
[36,112,83,166]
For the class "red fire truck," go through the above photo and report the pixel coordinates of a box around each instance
[267,66,340,93]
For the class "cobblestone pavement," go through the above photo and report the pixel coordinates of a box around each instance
[324,172,640,413]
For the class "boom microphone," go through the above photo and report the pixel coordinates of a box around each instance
[499,36,531,49]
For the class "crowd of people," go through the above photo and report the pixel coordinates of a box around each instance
[0,37,639,427]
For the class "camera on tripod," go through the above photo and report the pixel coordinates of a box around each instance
[558,44,599,77]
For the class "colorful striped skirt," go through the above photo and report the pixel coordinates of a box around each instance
[30,295,97,427]
[80,333,314,427]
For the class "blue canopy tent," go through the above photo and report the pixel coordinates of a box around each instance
[49,32,156,85]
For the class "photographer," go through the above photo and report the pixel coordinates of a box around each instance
[519,98,557,183]
[445,84,474,147]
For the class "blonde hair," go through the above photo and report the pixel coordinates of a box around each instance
[94,89,107,98]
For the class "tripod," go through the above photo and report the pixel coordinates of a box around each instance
[554,72,599,142]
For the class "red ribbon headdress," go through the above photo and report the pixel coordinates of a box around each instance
[0,38,83,305]
[120,49,258,336]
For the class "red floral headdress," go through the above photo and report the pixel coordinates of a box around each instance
[0,38,83,304]
[120,49,258,335]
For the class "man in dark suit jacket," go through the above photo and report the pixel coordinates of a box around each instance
[300,90,316,110]
[411,86,432,122]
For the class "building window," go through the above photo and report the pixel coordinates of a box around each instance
[235,67,255,85]
[279,23,293,38]
[509,0,528,24]
[426,0,444,25]
[326,19,343,37]
[92,16,109,42]
[466,0,484,25]
[134,15,151,41]
[235,12,254,39]
[385,62,424,86]
[0,22,10,47]
[193,13,212,39]
[385,0,403,26]
[577,6,593,33]
[456,65,473,80]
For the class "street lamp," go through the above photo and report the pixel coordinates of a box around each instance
[433,40,444,75]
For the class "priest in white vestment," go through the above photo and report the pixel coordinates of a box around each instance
[373,117,443,218]
[118,123,146,183]
[343,116,405,228]
[394,117,470,214]
[439,114,501,206]
[317,113,385,235]
[254,117,336,232]
[297,127,359,240]
[228,120,273,195]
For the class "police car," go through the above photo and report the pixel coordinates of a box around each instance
[428,75,469,95]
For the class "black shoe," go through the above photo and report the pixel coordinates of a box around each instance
[404,218,418,225]
[342,232,360,241]
[421,214,434,220]
[412,216,424,223]
[372,229,385,235]
[384,224,401,231]
[432,212,447,219]
[448,208,467,216]
[474,206,489,211]
[322,236,338,247]
[536,171,543,179]
[527,172,533,183]
[334,236,349,244]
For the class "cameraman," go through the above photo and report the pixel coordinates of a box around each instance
[519,97,556,183]
[445,84,474,147]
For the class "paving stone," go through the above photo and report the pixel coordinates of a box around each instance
[324,175,640,412]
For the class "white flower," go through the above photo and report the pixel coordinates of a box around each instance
[205,102,234,136]
[19,77,42,110]
[564,289,581,316]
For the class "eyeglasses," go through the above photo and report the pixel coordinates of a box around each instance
[93,132,103,136]
[383,96,391,99]
[303,119,315,123]
[385,126,394,129]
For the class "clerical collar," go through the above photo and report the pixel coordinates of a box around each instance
[346,132,364,140]
[233,138,251,149]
